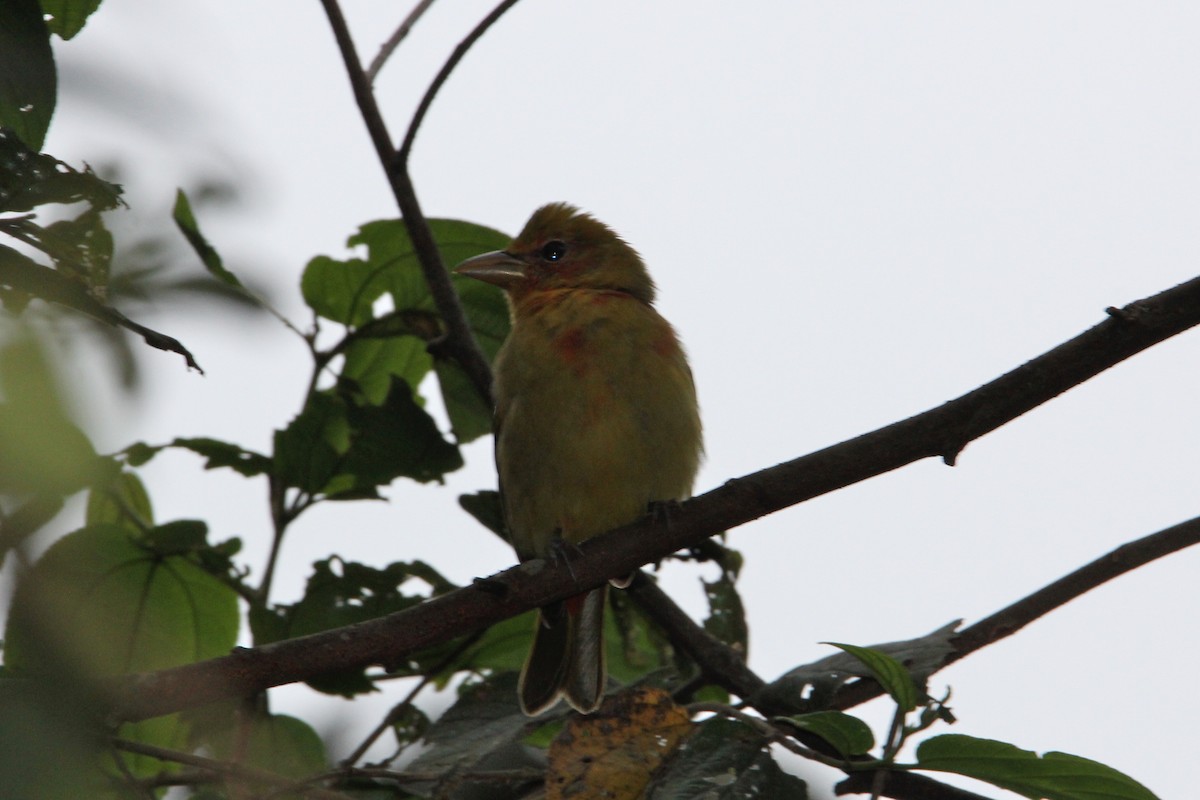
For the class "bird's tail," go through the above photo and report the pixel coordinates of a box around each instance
[518,586,607,715]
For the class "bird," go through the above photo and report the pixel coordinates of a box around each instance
[455,203,703,715]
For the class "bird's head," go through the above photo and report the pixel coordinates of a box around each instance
[455,203,656,304]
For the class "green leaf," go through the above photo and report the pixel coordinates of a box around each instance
[86,469,153,530]
[339,377,463,486]
[647,717,808,798]
[273,391,346,494]
[39,0,104,40]
[701,566,748,653]
[256,558,457,696]
[916,734,1158,800]
[824,642,919,711]
[0,0,55,150]
[777,711,875,758]
[0,334,109,496]
[301,254,381,326]
[203,712,327,787]
[4,523,239,676]
[341,334,431,406]
[172,188,245,289]
[405,673,538,785]
[434,357,494,443]
[0,131,123,213]
[171,436,273,477]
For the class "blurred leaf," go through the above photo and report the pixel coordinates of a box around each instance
[201,712,327,797]
[916,734,1158,800]
[172,187,246,289]
[548,687,692,800]
[0,493,63,561]
[646,717,808,799]
[85,469,153,531]
[0,334,109,495]
[39,0,104,40]
[4,523,239,676]
[142,519,209,555]
[777,711,875,758]
[0,2,55,150]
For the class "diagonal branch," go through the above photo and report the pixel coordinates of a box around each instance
[106,273,1200,722]
[319,0,513,407]
[830,513,1200,711]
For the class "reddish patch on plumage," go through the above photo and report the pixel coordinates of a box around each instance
[554,327,588,374]
[652,326,683,358]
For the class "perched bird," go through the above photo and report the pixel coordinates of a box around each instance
[455,203,703,715]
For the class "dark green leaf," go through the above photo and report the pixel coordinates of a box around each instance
[172,436,273,477]
[458,490,506,540]
[435,357,494,443]
[824,642,919,712]
[0,131,123,212]
[4,523,239,675]
[701,569,748,653]
[142,520,209,555]
[273,391,345,493]
[259,558,457,696]
[172,188,245,289]
[339,377,463,486]
[916,734,1158,800]
[0,1,55,150]
[406,673,542,789]
[39,0,104,40]
[341,334,431,406]
[647,717,808,799]
[0,493,63,560]
[777,711,875,758]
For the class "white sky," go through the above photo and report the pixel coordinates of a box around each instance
[28,2,1200,797]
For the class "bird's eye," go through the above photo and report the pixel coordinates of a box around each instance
[540,240,568,262]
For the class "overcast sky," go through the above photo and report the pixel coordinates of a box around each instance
[29,2,1200,797]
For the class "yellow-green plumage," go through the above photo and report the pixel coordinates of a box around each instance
[456,203,702,715]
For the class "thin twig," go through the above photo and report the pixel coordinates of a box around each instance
[110,739,353,800]
[830,513,1200,711]
[626,571,767,701]
[319,0,502,407]
[367,0,438,83]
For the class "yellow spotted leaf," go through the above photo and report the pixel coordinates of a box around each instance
[546,687,693,800]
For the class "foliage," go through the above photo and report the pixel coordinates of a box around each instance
[0,3,1169,800]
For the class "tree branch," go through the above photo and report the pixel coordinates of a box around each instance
[830,512,1200,711]
[106,274,1200,722]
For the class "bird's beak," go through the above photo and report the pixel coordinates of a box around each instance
[454,250,528,288]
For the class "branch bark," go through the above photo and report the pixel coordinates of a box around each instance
[104,274,1200,722]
